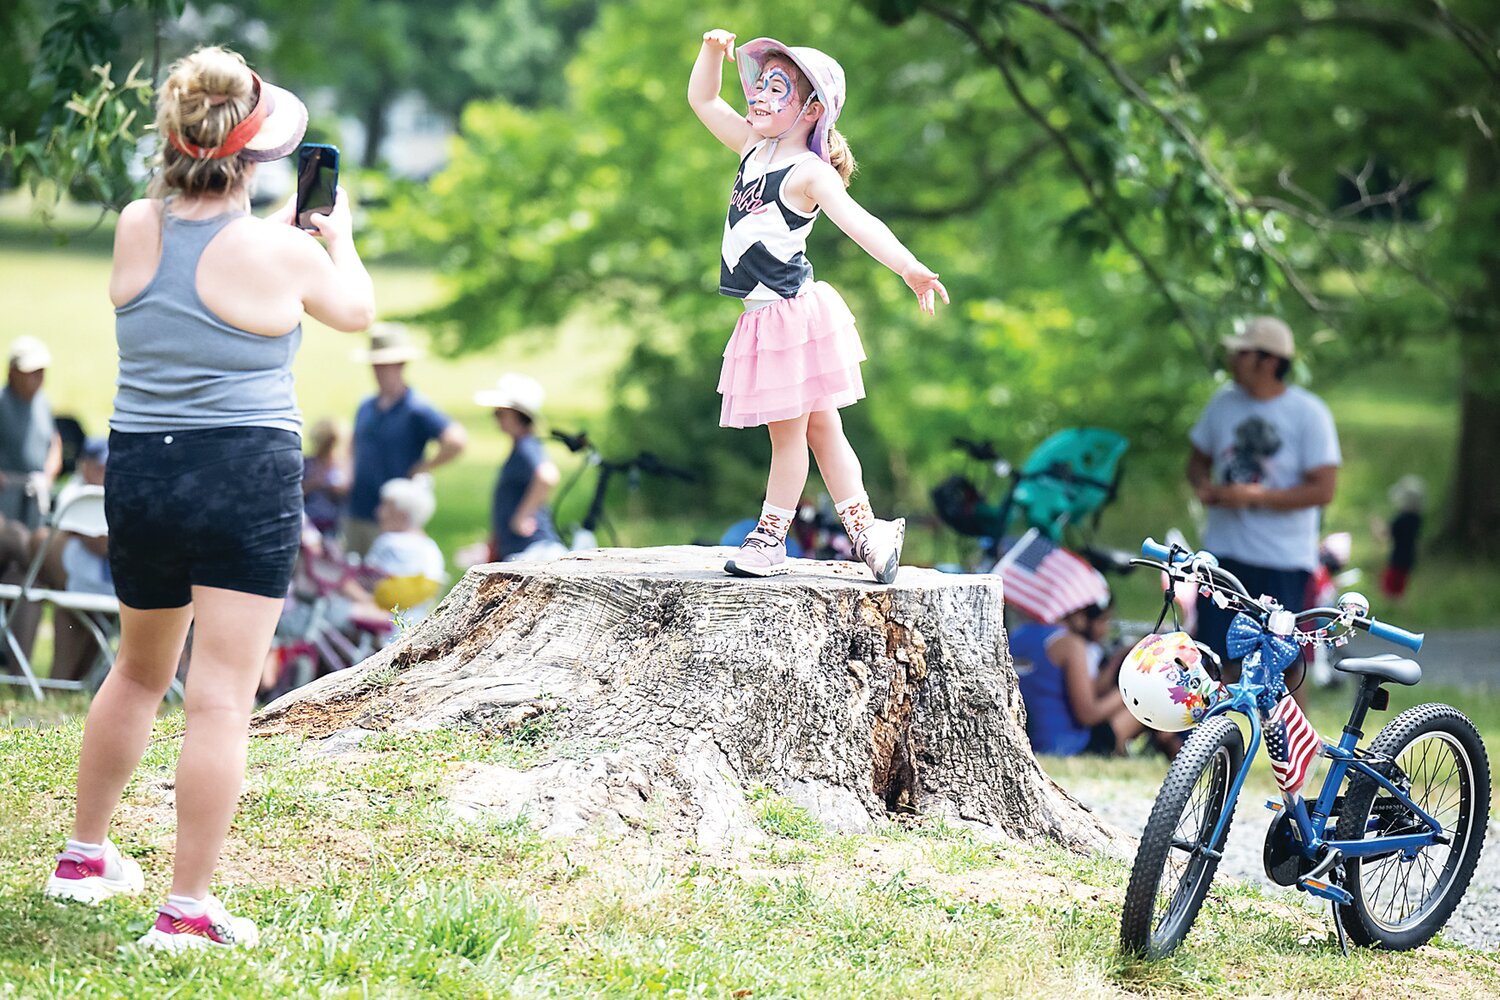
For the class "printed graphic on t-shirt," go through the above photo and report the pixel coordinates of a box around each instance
[720,149,817,301]
[1221,416,1282,484]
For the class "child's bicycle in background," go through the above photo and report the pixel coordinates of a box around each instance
[1120,538,1490,958]
[549,429,697,549]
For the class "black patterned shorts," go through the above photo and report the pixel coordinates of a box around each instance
[105,427,303,609]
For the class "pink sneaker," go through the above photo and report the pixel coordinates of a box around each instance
[43,841,144,905]
[138,896,260,951]
[724,530,789,578]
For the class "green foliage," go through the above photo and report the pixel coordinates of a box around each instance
[5,61,153,223]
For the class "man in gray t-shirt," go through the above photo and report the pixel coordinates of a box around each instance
[1,336,62,673]
[0,336,61,530]
[1186,317,1341,687]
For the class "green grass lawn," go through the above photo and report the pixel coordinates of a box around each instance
[3,699,1496,998]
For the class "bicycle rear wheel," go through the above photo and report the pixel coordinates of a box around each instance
[1335,703,1490,950]
[1120,715,1244,958]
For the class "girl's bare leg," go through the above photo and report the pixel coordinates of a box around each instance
[805,409,864,501]
[764,413,812,510]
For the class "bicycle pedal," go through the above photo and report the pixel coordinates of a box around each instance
[1298,875,1353,905]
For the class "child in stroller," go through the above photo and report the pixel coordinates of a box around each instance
[260,477,445,700]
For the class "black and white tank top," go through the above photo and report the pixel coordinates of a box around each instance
[719,142,820,305]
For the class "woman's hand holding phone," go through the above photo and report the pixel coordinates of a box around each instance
[307,186,353,245]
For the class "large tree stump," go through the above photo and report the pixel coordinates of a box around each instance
[256,547,1120,852]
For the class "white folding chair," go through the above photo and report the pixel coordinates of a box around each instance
[0,486,116,699]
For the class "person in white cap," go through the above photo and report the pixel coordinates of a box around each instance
[0,335,62,529]
[345,322,467,557]
[45,45,377,951]
[1186,316,1341,693]
[0,335,62,680]
[474,373,564,561]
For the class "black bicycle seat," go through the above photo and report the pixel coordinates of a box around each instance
[1334,654,1422,687]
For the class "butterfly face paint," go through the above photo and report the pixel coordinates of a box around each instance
[750,66,797,113]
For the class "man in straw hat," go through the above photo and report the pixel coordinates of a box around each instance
[1186,316,1341,696]
[346,322,466,556]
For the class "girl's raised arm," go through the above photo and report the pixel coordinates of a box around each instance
[802,163,951,316]
[689,29,756,154]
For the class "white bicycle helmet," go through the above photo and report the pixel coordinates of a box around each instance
[1119,632,1226,732]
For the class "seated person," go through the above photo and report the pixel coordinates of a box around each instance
[35,437,111,682]
[1011,593,1154,758]
[347,476,446,627]
[302,417,351,539]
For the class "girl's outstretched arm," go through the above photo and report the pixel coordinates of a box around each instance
[802,163,951,316]
[690,29,756,153]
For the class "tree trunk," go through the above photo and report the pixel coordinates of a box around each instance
[1444,138,1500,558]
[256,547,1122,853]
[361,89,390,170]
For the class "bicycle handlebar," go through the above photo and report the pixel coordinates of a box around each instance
[1366,618,1425,652]
[1138,537,1423,652]
[550,429,592,453]
[952,436,1001,463]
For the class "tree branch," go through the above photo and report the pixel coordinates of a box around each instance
[920,1,1208,357]
[1012,0,1333,317]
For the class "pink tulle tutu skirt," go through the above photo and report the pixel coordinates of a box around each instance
[717,281,867,428]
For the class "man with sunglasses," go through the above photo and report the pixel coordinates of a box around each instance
[1186,316,1341,697]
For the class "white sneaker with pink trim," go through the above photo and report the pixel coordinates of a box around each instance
[43,840,145,905]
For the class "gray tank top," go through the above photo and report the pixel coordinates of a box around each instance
[112,208,302,434]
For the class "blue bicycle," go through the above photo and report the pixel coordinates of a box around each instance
[1119,538,1491,957]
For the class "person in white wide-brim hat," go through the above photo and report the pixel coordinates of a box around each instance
[471,373,565,563]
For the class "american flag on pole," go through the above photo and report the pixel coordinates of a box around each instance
[996,528,1110,623]
[1265,694,1322,797]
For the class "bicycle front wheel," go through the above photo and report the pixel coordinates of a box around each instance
[1120,715,1244,958]
[1335,703,1491,950]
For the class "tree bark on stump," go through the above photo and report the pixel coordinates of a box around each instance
[256,546,1121,853]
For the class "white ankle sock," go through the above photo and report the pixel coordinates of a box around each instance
[835,492,874,539]
[754,502,797,543]
[168,893,209,917]
[66,838,104,857]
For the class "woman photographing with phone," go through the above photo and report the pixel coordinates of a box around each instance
[41,45,375,950]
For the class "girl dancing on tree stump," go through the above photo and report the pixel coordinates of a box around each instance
[689,29,949,582]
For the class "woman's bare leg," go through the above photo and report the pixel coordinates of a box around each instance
[169,586,283,898]
[73,603,194,843]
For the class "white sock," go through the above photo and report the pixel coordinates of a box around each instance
[66,838,104,857]
[753,502,797,544]
[835,492,874,540]
[168,893,209,917]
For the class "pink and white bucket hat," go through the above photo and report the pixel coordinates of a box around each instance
[736,38,846,163]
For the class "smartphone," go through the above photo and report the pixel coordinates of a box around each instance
[295,143,340,230]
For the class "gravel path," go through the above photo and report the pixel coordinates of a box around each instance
[1066,774,1500,952]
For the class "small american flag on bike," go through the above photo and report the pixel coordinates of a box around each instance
[996,528,1110,623]
[1265,693,1322,796]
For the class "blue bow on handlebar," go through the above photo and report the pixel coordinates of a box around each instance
[1225,611,1302,682]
